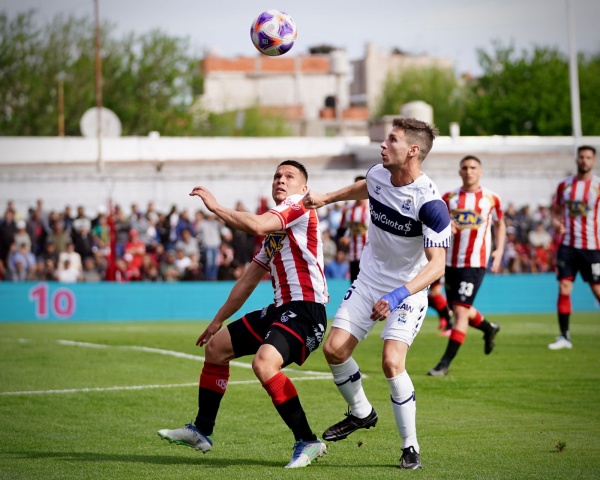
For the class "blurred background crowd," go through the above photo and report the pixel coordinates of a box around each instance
[0,198,559,283]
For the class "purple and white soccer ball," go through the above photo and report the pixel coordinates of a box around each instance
[250,9,297,56]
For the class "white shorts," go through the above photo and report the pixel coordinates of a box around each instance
[332,281,427,346]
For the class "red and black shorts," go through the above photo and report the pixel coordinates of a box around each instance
[444,266,486,308]
[227,301,327,367]
[556,245,600,284]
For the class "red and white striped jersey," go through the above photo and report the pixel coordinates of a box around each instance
[553,175,600,250]
[444,187,504,268]
[253,193,329,307]
[339,201,369,262]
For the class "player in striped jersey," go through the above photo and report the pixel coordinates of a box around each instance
[336,176,369,282]
[549,145,600,350]
[304,118,451,469]
[428,155,505,376]
[158,161,329,468]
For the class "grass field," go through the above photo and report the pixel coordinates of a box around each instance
[1,312,599,480]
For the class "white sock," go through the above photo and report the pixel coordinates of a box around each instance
[387,371,419,452]
[329,357,372,418]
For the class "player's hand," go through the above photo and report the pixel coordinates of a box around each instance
[371,285,410,321]
[303,190,326,209]
[196,319,223,347]
[370,298,391,322]
[189,186,218,212]
[490,249,503,273]
[450,221,459,235]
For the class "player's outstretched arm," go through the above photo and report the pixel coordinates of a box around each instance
[303,179,368,209]
[196,262,267,347]
[190,185,282,236]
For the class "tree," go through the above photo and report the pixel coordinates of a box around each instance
[196,106,291,137]
[375,65,465,136]
[462,43,573,135]
[578,52,600,136]
[0,10,201,136]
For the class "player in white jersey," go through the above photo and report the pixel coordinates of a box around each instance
[549,145,600,350]
[304,118,451,469]
[427,155,505,377]
[157,161,329,469]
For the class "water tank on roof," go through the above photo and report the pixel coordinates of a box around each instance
[400,101,433,124]
[329,49,349,75]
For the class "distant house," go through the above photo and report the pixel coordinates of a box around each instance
[199,43,453,136]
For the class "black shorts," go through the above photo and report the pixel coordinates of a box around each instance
[444,267,486,308]
[556,245,600,283]
[227,301,327,367]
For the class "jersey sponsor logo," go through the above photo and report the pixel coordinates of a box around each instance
[566,200,590,217]
[452,209,484,229]
[280,310,297,323]
[349,221,368,235]
[369,196,422,237]
[264,233,286,259]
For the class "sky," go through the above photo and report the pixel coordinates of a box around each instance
[1,0,599,75]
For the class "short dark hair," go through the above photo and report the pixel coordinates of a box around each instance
[354,175,366,182]
[460,155,481,165]
[392,117,439,161]
[578,145,596,155]
[277,160,308,181]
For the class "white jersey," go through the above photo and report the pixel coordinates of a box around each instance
[357,164,451,291]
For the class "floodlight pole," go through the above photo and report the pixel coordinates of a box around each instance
[566,0,582,149]
[94,0,104,174]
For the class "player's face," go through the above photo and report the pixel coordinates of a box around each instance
[459,159,482,190]
[576,148,596,176]
[271,165,308,204]
[380,128,413,169]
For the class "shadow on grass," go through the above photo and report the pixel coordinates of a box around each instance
[5,450,398,470]
[6,451,284,468]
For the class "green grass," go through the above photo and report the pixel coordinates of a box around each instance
[1,313,599,479]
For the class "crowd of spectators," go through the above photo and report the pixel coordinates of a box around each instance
[0,198,559,283]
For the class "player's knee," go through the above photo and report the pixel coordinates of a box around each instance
[205,335,233,364]
[323,340,348,364]
[381,358,405,378]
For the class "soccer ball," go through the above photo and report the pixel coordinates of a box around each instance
[250,9,297,56]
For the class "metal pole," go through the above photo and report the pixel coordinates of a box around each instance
[57,75,65,136]
[94,0,104,173]
[566,0,582,147]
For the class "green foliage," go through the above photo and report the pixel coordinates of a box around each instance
[1,312,599,479]
[462,43,571,135]
[578,52,600,135]
[0,10,200,136]
[462,42,600,136]
[375,65,464,135]
[197,106,292,137]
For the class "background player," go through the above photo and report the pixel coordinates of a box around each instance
[428,155,505,376]
[304,118,451,469]
[157,160,328,469]
[549,145,600,350]
[336,175,369,283]
[427,278,453,334]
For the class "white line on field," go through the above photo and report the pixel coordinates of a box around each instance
[55,340,332,377]
[0,376,332,396]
